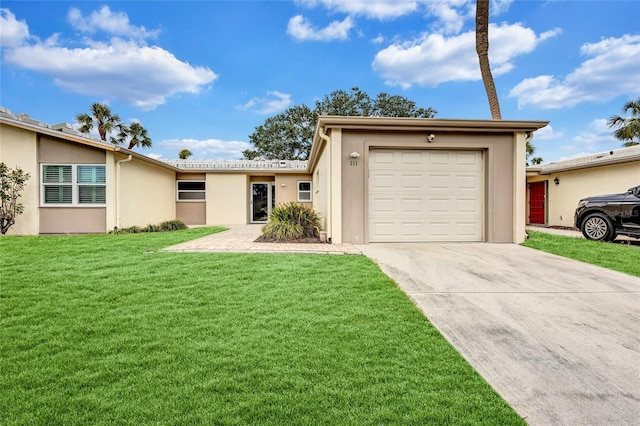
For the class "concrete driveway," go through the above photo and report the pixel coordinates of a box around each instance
[358,243,640,425]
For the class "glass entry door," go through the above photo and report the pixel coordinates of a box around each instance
[251,182,273,223]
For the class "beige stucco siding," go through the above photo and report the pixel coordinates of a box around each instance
[118,155,176,228]
[177,203,206,225]
[40,208,106,234]
[38,136,108,233]
[206,173,248,224]
[528,162,640,228]
[275,174,313,206]
[0,124,39,235]
[338,130,515,243]
[312,143,330,232]
[39,136,106,164]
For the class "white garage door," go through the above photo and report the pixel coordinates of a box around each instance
[369,149,484,242]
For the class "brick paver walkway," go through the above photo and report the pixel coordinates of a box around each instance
[163,225,361,255]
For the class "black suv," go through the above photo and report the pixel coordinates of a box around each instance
[574,185,640,241]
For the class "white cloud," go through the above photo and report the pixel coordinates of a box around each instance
[509,34,640,109]
[424,0,471,34]
[301,0,421,20]
[67,6,159,40]
[238,91,292,114]
[561,118,619,154]
[287,15,354,41]
[0,8,29,47]
[532,124,563,141]
[2,7,217,110]
[372,23,558,88]
[160,138,252,160]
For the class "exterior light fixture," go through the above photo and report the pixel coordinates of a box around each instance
[350,151,360,158]
[554,177,560,185]
[427,133,436,142]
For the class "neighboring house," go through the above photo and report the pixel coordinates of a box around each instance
[526,146,640,228]
[1,108,547,243]
[0,108,310,235]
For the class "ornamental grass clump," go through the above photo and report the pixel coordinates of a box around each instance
[262,202,322,242]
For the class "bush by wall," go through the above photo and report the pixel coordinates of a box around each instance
[110,219,188,235]
[261,202,322,242]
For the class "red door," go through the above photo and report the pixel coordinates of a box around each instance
[529,181,546,224]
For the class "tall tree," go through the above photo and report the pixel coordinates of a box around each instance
[243,87,436,160]
[0,163,30,235]
[123,122,152,150]
[243,105,316,160]
[476,0,501,120]
[607,98,640,147]
[179,149,193,159]
[76,103,122,143]
[76,103,152,149]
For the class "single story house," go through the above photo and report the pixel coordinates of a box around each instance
[1,107,548,243]
[526,146,640,228]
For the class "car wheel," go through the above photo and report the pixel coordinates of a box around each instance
[581,213,614,241]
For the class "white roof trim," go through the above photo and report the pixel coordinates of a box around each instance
[528,145,640,174]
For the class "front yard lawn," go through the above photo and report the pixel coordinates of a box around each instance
[1,229,524,425]
[523,231,640,277]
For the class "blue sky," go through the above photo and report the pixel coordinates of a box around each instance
[1,1,638,163]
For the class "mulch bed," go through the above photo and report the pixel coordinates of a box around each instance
[254,235,326,244]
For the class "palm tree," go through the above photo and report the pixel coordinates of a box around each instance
[607,98,640,147]
[475,0,501,120]
[179,149,193,159]
[125,122,152,150]
[76,103,122,143]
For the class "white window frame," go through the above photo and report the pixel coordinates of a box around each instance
[40,164,106,207]
[176,180,206,202]
[297,180,312,202]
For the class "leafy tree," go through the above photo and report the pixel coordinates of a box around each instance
[76,103,122,143]
[243,87,436,160]
[526,142,543,166]
[607,98,640,147]
[76,103,152,149]
[122,122,152,150]
[476,0,501,120]
[179,149,193,159]
[0,163,30,235]
[243,104,317,160]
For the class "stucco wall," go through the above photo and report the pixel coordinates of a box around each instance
[311,145,329,232]
[527,162,640,228]
[118,154,176,228]
[206,173,248,224]
[0,124,39,235]
[177,203,206,225]
[39,136,108,233]
[275,174,313,206]
[338,130,516,243]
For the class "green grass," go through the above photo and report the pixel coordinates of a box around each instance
[1,229,524,425]
[523,231,640,277]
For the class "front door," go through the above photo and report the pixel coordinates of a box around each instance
[251,182,273,223]
[529,181,546,224]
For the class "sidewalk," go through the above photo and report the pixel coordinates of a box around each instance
[163,225,361,255]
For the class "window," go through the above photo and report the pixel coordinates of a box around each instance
[298,181,312,202]
[177,181,206,201]
[41,164,106,206]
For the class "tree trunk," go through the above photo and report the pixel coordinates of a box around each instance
[476,0,501,120]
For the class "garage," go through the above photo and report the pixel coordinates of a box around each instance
[368,149,484,242]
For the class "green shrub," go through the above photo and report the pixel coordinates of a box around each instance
[262,202,322,242]
[143,223,162,233]
[159,220,188,231]
[109,220,187,234]
[109,226,143,234]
